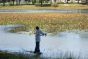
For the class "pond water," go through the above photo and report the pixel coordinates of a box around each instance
[0,9,88,14]
[0,25,88,58]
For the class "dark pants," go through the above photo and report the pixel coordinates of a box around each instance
[34,42,40,53]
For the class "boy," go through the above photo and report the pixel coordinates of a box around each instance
[34,26,46,54]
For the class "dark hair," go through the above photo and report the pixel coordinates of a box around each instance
[36,26,39,30]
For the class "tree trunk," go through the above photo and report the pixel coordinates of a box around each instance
[86,0,87,4]
[77,0,79,3]
[19,0,21,5]
[12,0,15,5]
[67,0,68,3]
[40,0,43,6]
[16,0,20,5]
[16,0,18,5]
[32,0,36,5]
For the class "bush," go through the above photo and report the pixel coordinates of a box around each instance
[51,3,58,7]
[35,3,51,7]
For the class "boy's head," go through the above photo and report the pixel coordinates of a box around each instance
[36,26,39,30]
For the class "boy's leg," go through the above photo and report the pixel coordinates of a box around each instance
[34,42,37,53]
[34,42,40,53]
[37,42,40,52]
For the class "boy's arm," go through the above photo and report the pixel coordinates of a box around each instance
[39,30,46,36]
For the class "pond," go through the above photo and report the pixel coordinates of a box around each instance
[0,9,88,14]
[0,25,88,59]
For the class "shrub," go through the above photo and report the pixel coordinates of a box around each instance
[51,3,58,7]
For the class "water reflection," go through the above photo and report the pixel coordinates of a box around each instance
[0,25,88,58]
[0,9,88,13]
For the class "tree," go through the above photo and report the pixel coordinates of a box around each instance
[39,0,51,7]
[86,0,88,4]
[67,0,69,3]
[32,0,36,5]
[16,0,21,5]
[40,0,43,6]
[19,0,21,5]
[66,0,70,3]
[12,0,15,5]
[77,0,80,3]
[3,0,6,6]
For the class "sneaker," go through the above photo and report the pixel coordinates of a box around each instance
[36,52,42,54]
[34,51,37,53]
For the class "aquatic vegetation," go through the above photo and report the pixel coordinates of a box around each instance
[0,13,88,33]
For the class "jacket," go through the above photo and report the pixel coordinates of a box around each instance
[35,29,45,42]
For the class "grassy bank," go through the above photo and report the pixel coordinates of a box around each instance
[0,51,28,59]
[0,50,81,59]
[0,4,88,10]
[0,13,88,33]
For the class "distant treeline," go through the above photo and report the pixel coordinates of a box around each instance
[0,0,51,6]
[0,0,87,6]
